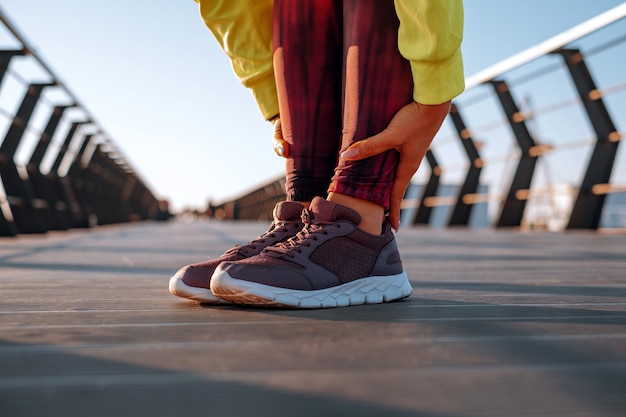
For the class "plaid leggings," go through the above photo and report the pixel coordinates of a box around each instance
[273,0,414,210]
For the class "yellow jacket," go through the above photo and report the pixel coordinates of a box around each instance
[195,0,464,120]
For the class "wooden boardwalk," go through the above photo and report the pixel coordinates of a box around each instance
[1,219,625,417]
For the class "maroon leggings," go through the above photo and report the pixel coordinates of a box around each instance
[273,0,413,210]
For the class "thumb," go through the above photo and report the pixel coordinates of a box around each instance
[388,170,412,231]
[271,116,289,158]
[273,138,289,158]
[340,130,396,161]
[388,157,421,230]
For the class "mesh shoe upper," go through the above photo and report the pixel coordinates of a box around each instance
[213,197,404,291]
[172,201,304,291]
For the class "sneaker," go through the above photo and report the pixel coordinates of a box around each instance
[168,201,305,303]
[210,197,412,308]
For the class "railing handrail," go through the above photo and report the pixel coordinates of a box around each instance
[465,3,626,89]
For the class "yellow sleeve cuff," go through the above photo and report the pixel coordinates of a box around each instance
[250,72,280,121]
[410,49,465,105]
[196,0,277,119]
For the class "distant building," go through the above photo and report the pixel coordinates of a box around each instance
[522,183,575,232]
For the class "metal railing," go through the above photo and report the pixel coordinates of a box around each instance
[412,3,626,231]
[0,8,169,236]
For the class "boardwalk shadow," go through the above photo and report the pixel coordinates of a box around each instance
[0,339,451,417]
[216,290,626,415]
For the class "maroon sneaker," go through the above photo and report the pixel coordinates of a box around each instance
[169,201,304,303]
[210,197,412,308]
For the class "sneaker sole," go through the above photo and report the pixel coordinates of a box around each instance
[211,271,412,309]
[168,276,231,304]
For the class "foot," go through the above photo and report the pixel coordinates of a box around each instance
[210,197,412,308]
[169,201,304,303]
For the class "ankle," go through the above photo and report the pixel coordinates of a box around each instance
[326,193,384,235]
[297,201,311,210]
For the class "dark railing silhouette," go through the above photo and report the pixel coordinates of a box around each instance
[0,8,169,237]
[213,4,626,231]
[423,4,626,231]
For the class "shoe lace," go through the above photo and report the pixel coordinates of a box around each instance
[264,209,341,258]
[223,220,300,256]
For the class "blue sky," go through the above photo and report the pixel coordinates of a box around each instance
[0,0,625,212]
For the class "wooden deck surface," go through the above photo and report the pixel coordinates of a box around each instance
[1,219,625,416]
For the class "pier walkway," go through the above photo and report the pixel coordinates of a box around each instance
[1,220,625,416]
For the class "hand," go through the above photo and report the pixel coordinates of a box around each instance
[271,116,289,158]
[341,101,451,230]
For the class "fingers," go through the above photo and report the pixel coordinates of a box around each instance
[271,116,289,158]
[341,130,395,161]
[340,102,421,162]
[273,138,289,158]
[388,161,416,230]
[388,197,401,231]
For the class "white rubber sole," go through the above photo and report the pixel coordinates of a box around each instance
[210,271,412,309]
[168,276,231,304]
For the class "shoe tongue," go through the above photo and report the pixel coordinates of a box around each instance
[308,197,362,225]
[273,201,304,221]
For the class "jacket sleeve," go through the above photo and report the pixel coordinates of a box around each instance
[394,0,465,104]
[195,0,279,120]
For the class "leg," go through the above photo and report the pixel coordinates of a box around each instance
[272,0,343,203]
[327,0,413,233]
[171,0,344,303]
[209,1,415,308]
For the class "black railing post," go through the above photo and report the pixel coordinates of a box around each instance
[65,133,97,227]
[0,50,24,84]
[412,150,441,225]
[0,82,54,233]
[490,80,539,228]
[447,103,484,226]
[27,105,74,230]
[0,51,25,236]
[80,145,128,225]
[556,49,622,230]
[28,105,73,168]
[49,121,91,228]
